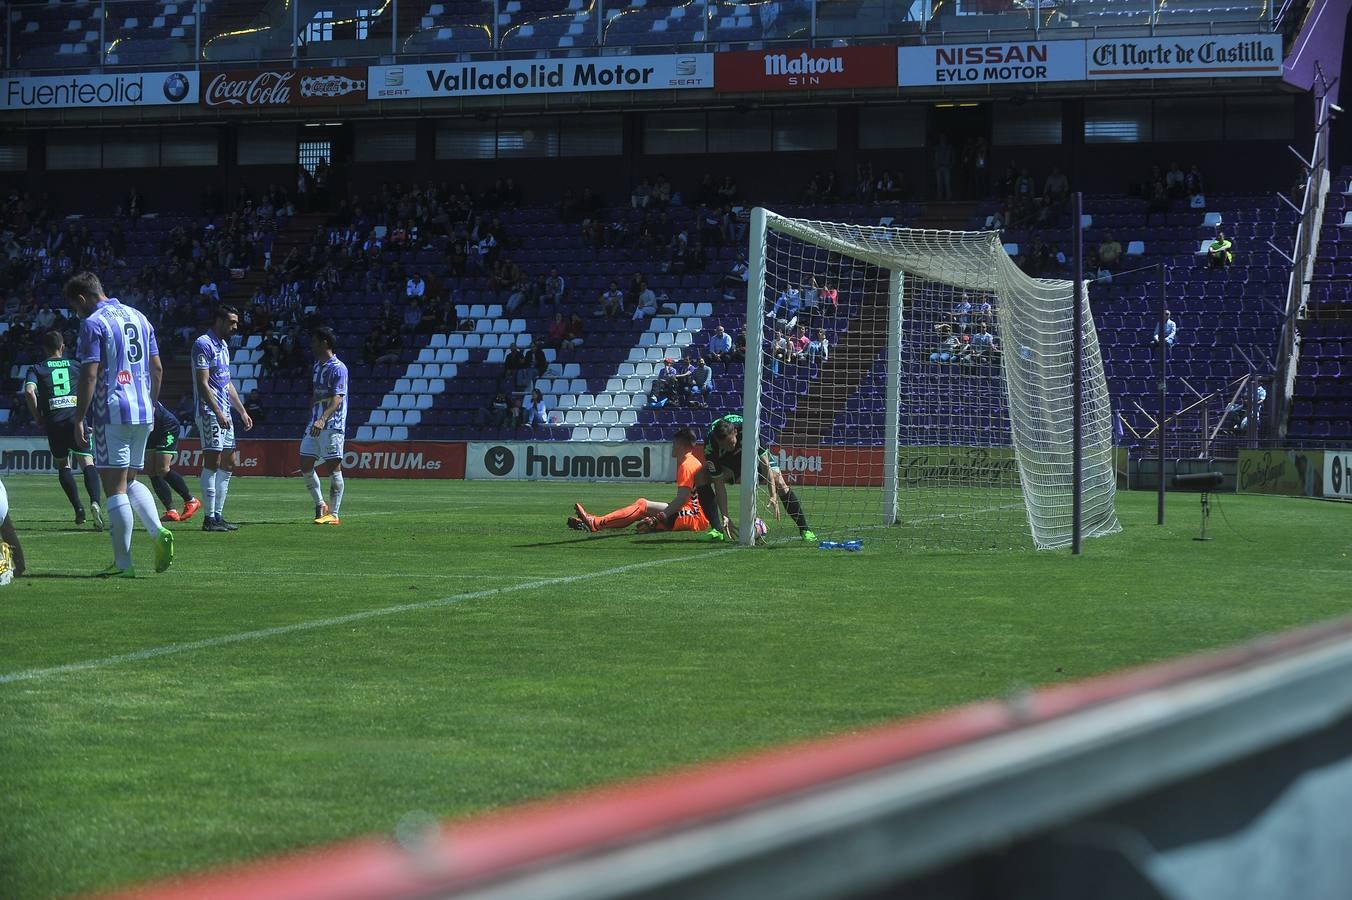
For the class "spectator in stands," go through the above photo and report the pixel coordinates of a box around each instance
[1207,232,1233,268]
[244,389,264,426]
[545,312,568,350]
[565,313,586,350]
[599,280,625,319]
[406,272,426,299]
[631,178,652,209]
[791,325,811,361]
[633,281,657,321]
[400,298,422,335]
[503,344,527,390]
[200,278,220,303]
[1044,167,1069,206]
[698,205,723,247]
[718,175,738,204]
[934,135,956,201]
[707,326,733,366]
[529,342,549,380]
[1186,164,1205,201]
[691,357,713,396]
[771,285,801,329]
[876,170,903,200]
[653,174,673,207]
[954,294,974,332]
[930,324,962,364]
[1097,233,1124,273]
[1166,162,1187,198]
[808,329,830,363]
[542,268,566,308]
[1019,235,1054,278]
[1145,172,1171,226]
[1150,310,1177,351]
[487,392,511,428]
[967,323,1000,364]
[724,255,750,299]
[523,389,549,428]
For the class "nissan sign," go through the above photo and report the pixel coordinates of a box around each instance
[202,67,366,108]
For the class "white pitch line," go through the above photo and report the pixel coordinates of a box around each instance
[0,548,738,686]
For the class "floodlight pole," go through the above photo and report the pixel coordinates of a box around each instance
[1071,192,1084,555]
[1157,262,1167,526]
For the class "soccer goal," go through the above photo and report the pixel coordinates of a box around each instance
[739,208,1121,550]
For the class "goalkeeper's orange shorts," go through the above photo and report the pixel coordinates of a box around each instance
[658,503,709,532]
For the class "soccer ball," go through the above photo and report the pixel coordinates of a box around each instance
[753,518,768,538]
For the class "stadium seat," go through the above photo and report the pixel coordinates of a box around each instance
[486,304,503,318]
[1341,211,1352,227]
[569,377,587,393]
[620,409,638,425]
[695,303,713,317]
[452,350,470,364]
[244,334,263,350]
[465,335,483,349]
[492,319,511,334]
[411,378,429,393]
[447,334,465,348]
[1003,243,1019,256]
[389,426,408,440]
[429,379,446,393]
[613,393,631,408]
[509,318,526,333]
[395,378,412,394]
[475,320,493,333]
[576,393,596,409]
[469,304,487,318]
[583,410,603,425]
[404,410,422,427]
[430,334,449,349]
[634,362,655,377]
[624,377,645,393]
[398,394,417,410]
[657,331,675,346]
[601,409,619,425]
[652,317,668,332]
[618,363,636,377]
[639,332,657,347]
[374,426,393,440]
[558,394,577,410]
[565,410,584,425]
[561,364,581,378]
[516,334,532,348]
[370,410,388,426]
[1127,240,1146,256]
[356,426,375,441]
[1203,212,1223,228]
[677,302,697,317]
[408,364,425,379]
[645,347,665,361]
[386,410,404,426]
[605,377,625,393]
[381,393,398,409]
[606,426,627,441]
[455,305,470,318]
[486,348,506,363]
[416,395,433,410]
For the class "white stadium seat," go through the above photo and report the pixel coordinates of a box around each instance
[604,377,625,393]
[398,394,417,410]
[576,393,596,409]
[572,426,592,440]
[676,302,697,317]
[452,349,470,363]
[370,410,387,425]
[475,320,493,333]
[415,395,433,410]
[374,426,392,440]
[694,302,713,317]
[618,363,636,377]
[408,364,425,379]
[447,334,465,348]
[624,377,644,393]
[390,426,409,440]
[612,393,631,408]
[485,304,503,318]
[620,409,638,426]
[428,379,447,393]
[492,319,511,333]
[582,410,602,425]
[404,410,422,427]
[601,409,619,425]
[411,378,429,394]
[469,304,487,318]
[486,348,505,363]
[606,426,627,441]
[564,410,584,425]
[386,410,404,425]
[394,378,412,394]
[639,332,657,347]
[595,393,613,408]
[429,334,449,349]
[568,378,587,393]
[509,318,527,333]
[244,334,263,349]
[558,394,577,410]
[356,426,375,441]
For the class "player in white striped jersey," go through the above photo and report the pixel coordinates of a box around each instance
[192,306,254,532]
[65,272,174,577]
[300,327,349,525]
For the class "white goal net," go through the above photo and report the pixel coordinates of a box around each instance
[738,208,1121,550]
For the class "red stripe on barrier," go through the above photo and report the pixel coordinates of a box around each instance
[101,615,1352,900]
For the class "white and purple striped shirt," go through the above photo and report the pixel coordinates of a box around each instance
[77,298,158,426]
[311,356,349,434]
[191,332,233,418]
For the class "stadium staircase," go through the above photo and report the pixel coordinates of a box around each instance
[1287,166,1352,442]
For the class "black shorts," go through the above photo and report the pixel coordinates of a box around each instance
[45,419,91,462]
[705,449,775,484]
[147,424,179,456]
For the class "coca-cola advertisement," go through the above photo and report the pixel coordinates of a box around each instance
[714,46,896,93]
[202,67,367,108]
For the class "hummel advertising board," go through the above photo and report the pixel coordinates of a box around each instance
[368,54,712,100]
[1,71,199,110]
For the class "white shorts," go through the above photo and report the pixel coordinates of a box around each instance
[0,477,8,522]
[300,428,345,463]
[94,423,150,470]
[196,414,236,453]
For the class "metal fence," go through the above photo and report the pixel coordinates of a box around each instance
[3,0,1276,72]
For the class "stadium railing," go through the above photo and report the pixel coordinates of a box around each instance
[104,614,1352,900]
[3,0,1275,73]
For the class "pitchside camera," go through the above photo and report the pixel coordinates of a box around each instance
[1172,472,1225,489]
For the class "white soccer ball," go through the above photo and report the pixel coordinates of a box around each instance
[753,518,768,538]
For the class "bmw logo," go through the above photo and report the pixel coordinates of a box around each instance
[162,73,190,103]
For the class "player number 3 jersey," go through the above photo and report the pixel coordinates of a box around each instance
[77,298,158,426]
[311,356,349,434]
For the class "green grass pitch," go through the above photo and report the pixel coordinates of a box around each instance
[0,475,1348,898]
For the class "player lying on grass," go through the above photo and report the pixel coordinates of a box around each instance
[144,401,201,523]
[694,413,815,543]
[569,427,715,535]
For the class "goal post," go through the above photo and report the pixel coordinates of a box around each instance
[738,208,1121,551]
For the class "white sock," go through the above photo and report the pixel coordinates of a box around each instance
[201,468,218,517]
[304,469,323,505]
[107,493,133,570]
[215,469,232,519]
[126,480,163,537]
[329,471,345,515]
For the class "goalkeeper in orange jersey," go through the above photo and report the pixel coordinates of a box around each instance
[569,427,714,535]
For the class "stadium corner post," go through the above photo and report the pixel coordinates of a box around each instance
[1071,192,1084,555]
[1157,262,1167,526]
[740,208,769,547]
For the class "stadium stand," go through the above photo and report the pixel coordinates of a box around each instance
[1288,165,1352,442]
